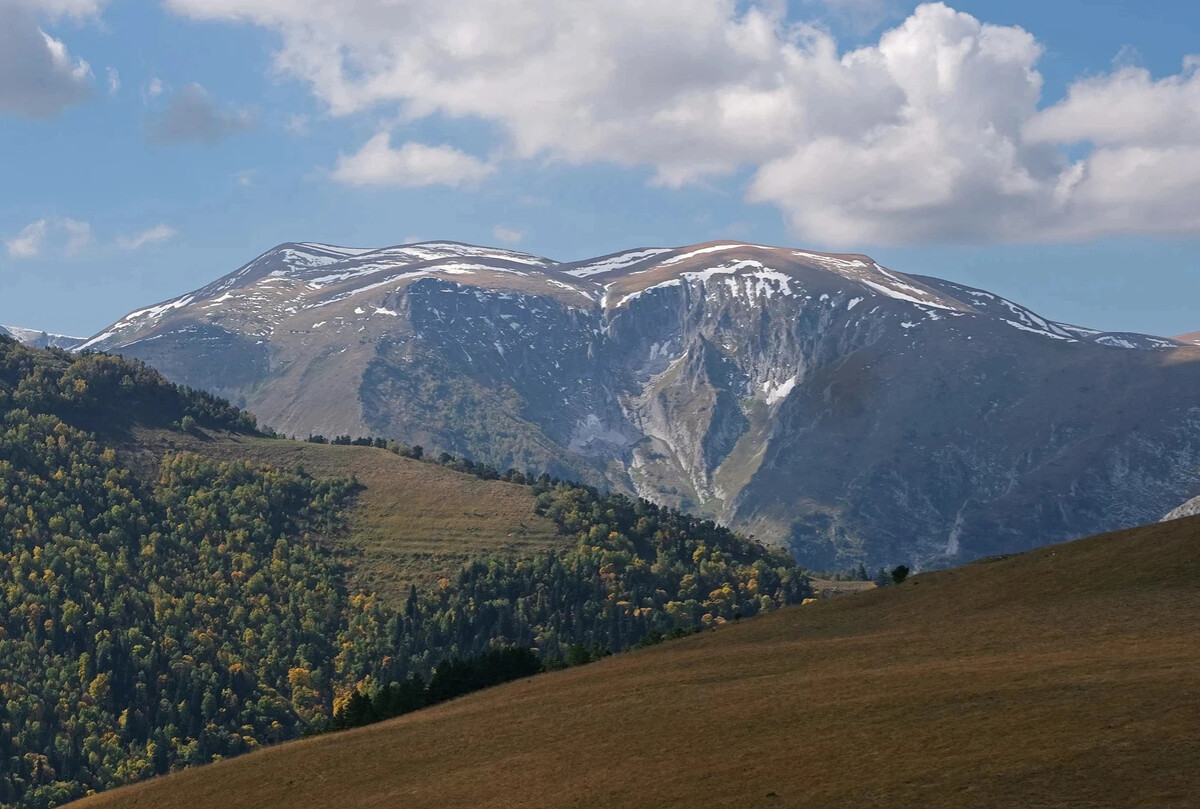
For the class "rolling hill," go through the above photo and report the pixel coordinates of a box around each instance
[72,514,1200,809]
[80,239,1200,569]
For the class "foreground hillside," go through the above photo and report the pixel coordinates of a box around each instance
[0,337,806,808]
[76,516,1200,809]
[82,239,1200,569]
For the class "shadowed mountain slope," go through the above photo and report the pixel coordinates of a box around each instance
[73,515,1200,809]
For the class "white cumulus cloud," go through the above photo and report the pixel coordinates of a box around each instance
[1017,58,1200,239]
[331,134,494,188]
[163,0,1200,245]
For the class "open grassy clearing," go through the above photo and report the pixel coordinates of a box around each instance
[74,515,1200,809]
[126,429,563,602]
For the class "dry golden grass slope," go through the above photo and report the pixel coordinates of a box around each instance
[75,515,1200,809]
[127,430,562,602]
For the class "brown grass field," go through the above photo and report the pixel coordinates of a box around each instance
[73,515,1200,809]
[127,430,563,602]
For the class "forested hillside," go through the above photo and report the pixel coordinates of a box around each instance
[0,336,807,808]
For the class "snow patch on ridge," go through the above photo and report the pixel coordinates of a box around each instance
[614,260,796,308]
[566,248,673,277]
[660,243,776,266]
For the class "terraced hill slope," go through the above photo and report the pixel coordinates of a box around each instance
[129,430,563,600]
[72,515,1200,809]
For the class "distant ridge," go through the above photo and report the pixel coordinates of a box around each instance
[1,323,86,350]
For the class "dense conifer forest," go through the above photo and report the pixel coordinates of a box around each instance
[0,336,808,808]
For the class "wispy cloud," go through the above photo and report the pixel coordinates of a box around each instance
[5,216,92,258]
[491,226,525,245]
[61,217,92,255]
[5,219,49,258]
[117,224,177,250]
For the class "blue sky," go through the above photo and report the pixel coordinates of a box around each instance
[2,0,1200,338]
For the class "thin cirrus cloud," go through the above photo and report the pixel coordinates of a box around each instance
[116,224,177,251]
[5,216,91,258]
[0,0,97,119]
[164,0,1200,246]
[331,134,494,188]
[145,83,256,146]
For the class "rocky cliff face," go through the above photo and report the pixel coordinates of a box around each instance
[82,240,1200,568]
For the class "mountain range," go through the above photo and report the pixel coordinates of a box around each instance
[72,239,1200,569]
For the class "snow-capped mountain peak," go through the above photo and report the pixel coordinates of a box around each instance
[79,239,1184,354]
[74,237,1200,569]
